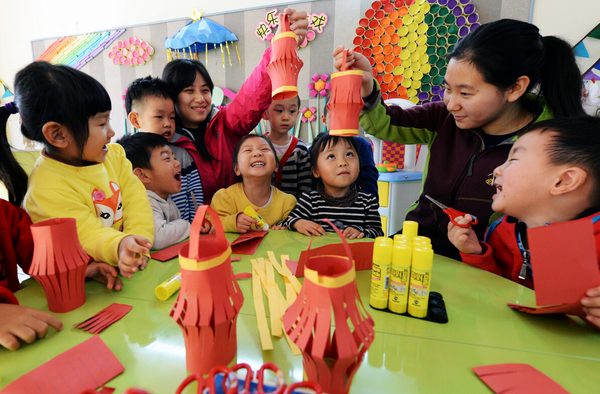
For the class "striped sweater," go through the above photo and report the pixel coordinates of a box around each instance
[170,141,203,223]
[282,190,383,239]
[272,137,312,199]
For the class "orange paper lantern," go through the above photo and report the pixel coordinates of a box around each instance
[28,218,90,313]
[170,206,244,375]
[327,50,364,137]
[282,220,375,394]
[266,13,304,100]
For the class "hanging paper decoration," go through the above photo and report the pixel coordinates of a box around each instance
[255,9,327,48]
[28,218,91,313]
[300,106,317,143]
[354,0,479,104]
[327,50,364,137]
[0,77,13,99]
[266,13,304,100]
[108,36,154,67]
[166,8,241,68]
[36,29,126,69]
[308,74,331,134]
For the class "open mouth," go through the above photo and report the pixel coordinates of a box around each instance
[251,162,265,167]
[174,172,181,181]
[495,184,502,192]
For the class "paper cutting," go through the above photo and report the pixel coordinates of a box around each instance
[75,303,132,334]
[473,363,569,394]
[282,220,375,394]
[231,231,268,255]
[150,240,189,261]
[289,241,374,277]
[1,335,124,394]
[266,13,304,100]
[28,217,90,313]
[170,206,244,375]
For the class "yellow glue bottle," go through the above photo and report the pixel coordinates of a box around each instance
[244,206,269,230]
[413,236,431,246]
[155,272,182,301]
[402,220,419,238]
[393,234,412,245]
[408,246,434,318]
[388,243,412,314]
[370,237,393,310]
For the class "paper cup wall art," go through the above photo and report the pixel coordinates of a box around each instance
[170,206,244,375]
[108,36,154,67]
[28,218,91,313]
[327,50,364,136]
[354,0,479,104]
[283,220,375,394]
[266,13,304,100]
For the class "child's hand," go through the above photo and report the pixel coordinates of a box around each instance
[0,303,63,350]
[447,214,482,254]
[582,286,600,326]
[236,213,256,233]
[271,224,286,230]
[283,8,309,46]
[343,227,364,240]
[333,45,374,96]
[86,261,123,291]
[294,219,326,237]
[118,235,151,279]
[200,219,212,234]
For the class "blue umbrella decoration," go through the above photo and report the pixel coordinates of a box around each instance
[165,8,241,68]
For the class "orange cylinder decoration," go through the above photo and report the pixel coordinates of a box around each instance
[28,218,90,313]
[327,50,364,136]
[266,13,304,100]
[282,220,375,394]
[170,206,244,375]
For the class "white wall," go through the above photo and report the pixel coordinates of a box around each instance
[0,0,301,90]
[532,0,600,44]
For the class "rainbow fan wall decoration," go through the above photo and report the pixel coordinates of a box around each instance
[354,0,479,104]
[36,29,126,69]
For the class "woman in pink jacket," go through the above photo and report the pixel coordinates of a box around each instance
[162,8,307,204]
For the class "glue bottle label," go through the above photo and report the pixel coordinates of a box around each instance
[407,267,431,318]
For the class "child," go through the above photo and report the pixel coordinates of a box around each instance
[334,19,585,260]
[447,117,600,327]
[118,133,203,250]
[282,133,383,239]
[210,135,296,233]
[14,61,154,279]
[162,8,308,204]
[125,76,203,222]
[264,95,311,199]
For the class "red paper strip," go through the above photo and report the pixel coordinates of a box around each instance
[507,302,584,316]
[75,303,132,334]
[231,231,268,255]
[290,242,374,277]
[234,273,252,280]
[150,240,189,262]
[527,219,600,306]
[473,363,569,394]
[1,335,124,394]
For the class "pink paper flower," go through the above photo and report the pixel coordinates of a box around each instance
[92,190,106,202]
[301,107,317,122]
[308,73,331,98]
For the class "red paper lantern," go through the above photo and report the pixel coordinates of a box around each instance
[266,13,304,100]
[327,50,365,136]
[282,220,375,394]
[28,218,90,313]
[170,206,244,375]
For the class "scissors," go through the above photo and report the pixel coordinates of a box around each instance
[425,195,478,228]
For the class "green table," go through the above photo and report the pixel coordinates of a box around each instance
[2,231,599,393]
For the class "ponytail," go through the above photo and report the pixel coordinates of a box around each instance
[539,36,586,118]
[0,104,28,206]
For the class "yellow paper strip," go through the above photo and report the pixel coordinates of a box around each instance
[266,261,282,337]
[284,277,297,306]
[251,258,268,294]
[280,255,302,294]
[283,330,302,356]
[252,267,273,350]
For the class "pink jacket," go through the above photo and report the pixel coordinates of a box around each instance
[174,48,273,204]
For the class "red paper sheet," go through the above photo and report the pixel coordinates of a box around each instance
[1,335,124,394]
[288,242,374,277]
[75,303,133,334]
[507,302,584,316]
[473,363,569,394]
[527,219,600,306]
[231,231,268,255]
[150,240,189,262]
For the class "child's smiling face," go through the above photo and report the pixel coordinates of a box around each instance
[234,136,278,180]
[147,145,182,199]
[312,138,359,198]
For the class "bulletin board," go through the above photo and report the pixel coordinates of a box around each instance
[29,0,523,145]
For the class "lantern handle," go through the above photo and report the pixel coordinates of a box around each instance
[188,205,227,261]
[341,49,350,71]
[306,218,354,266]
[279,13,291,33]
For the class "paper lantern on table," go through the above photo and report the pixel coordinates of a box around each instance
[282,220,375,394]
[28,218,90,313]
[266,13,304,100]
[170,206,244,375]
[327,50,364,136]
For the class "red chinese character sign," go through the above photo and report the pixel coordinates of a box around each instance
[255,9,328,48]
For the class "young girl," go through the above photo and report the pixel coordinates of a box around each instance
[282,133,383,239]
[334,19,585,259]
[210,135,296,233]
[8,61,154,280]
[447,117,600,327]
[162,8,308,205]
